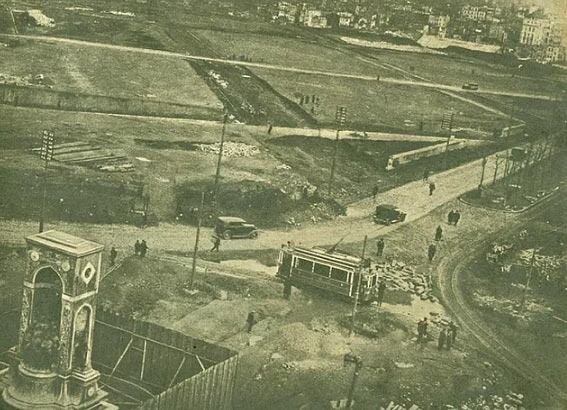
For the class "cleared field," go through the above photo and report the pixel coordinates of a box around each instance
[253,68,507,134]
[189,29,393,78]
[0,40,221,109]
[354,46,567,97]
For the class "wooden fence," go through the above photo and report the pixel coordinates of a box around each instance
[93,308,238,409]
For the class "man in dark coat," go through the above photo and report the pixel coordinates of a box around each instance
[448,210,454,225]
[140,240,148,257]
[246,312,256,333]
[211,236,221,252]
[377,281,387,306]
[110,247,118,266]
[376,238,385,257]
[428,243,437,262]
[454,210,461,226]
[429,181,436,196]
[435,226,443,241]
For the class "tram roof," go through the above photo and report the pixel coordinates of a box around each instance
[291,246,362,269]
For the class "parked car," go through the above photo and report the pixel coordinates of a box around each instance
[373,205,407,225]
[462,83,479,90]
[214,217,259,239]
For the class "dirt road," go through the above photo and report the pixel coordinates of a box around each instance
[0,140,542,254]
[436,193,567,408]
[0,34,558,102]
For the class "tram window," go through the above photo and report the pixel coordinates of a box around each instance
[330,268,349,282]
[313,264,330,277]
[296,258,314,272]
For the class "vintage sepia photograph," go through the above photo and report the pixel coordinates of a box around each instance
[0,0,566,408]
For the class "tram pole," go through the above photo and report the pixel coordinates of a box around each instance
[189,192,205,289]
[349,235,367,338]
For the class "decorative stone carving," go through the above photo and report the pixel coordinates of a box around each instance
[58,304,73,372]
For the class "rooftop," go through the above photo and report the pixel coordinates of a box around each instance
[26,230,104,257]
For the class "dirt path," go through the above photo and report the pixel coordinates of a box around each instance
[436,193,567,408]
[0,138,547,255]
[0,34,558,101]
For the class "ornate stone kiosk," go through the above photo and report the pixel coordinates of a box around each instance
[2,231,116,409]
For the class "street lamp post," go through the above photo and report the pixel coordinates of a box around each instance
[189,192,205,289]
[441,111,455,169]
[344,353,363,408]
[328,106,347,196]
[213,111,229,209]
[349,235,367,338]
[39,131,55,233]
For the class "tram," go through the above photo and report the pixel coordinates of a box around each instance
[276,246,379,301]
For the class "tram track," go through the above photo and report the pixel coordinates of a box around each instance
[436,192,567,408]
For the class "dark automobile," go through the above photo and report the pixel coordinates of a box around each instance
[462,83,479,90]
[373,205,407,225]
[214,217,259,239]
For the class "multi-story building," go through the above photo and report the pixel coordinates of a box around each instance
[304,9,328,28]
[461,5,501,22]
[520,11,565,63]
[428,14,450,38]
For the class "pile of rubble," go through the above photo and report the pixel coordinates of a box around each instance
[194,142,260,157]
[374,260,437,302]
[455,392,525,409]
[208,70,228,89]
[26,10,55,27]
[0,73,51,88]
[381,401,420,410]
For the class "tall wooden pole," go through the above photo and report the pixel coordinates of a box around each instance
[213,113,228,207]
[519,247,536,313]
[349,235,367,338]
[189,192,205,289]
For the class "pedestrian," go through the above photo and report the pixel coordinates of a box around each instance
[449,321,457,344]
[376,281,386,306]
[421,317,429,340]
[211,236,221,252]
[429,181,436,196]
[110,247,117,266]
[417,319,424,342]
[428,243,437,262]
[448,210,455,225]
[283,277,292,300]
[140,240,148,257]
[376,238,385,258]
[246,311,256,333]
[422,169,430,182]
[372,185,379,203]
[435,225,443,242]
[267,122,273,134]
[438,328,447,350]
[134,240,141,256]
[454,210,461,226]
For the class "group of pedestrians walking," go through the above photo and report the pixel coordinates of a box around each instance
[438,321,458,351]
[134,240,149,257]
[417,318,458,350]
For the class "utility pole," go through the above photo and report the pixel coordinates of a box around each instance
[441,111,455,169]
[39,131,55,233]
[519,247,537,313]
[349,235,367,338]
[189,192,205,289]
[328,106,347,196]
[493,155,503,185]
[478,156,488,192]
[213,112,228,208]
[344,353,363,408]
